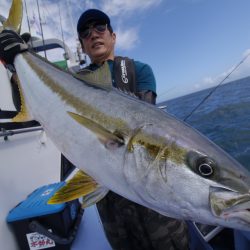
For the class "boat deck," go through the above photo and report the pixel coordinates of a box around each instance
[72,206,111,250]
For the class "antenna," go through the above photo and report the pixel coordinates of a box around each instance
[58,3,69,65]
[36,0,47,59]
[23,0,34,48]
[66,0,77,38]
[58,3,65,47]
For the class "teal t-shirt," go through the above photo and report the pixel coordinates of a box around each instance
[86,59,157,94]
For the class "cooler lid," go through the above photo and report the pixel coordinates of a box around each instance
[7,182,66,222]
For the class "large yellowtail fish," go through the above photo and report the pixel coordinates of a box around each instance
[2,0,250,231]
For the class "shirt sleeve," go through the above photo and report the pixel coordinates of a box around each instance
[134,61,157,95]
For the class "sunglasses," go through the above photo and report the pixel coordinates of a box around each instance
[79,23,108,39]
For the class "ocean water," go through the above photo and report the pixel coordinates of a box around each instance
[160,76,250,170]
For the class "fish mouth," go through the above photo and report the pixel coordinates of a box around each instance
[210,186,250,226]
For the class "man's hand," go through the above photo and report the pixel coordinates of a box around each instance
[137,90,156,105]
[0,30,28,65]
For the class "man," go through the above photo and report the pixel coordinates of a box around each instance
[76,9,157,104]
[76,9,189,250]
[0,9,189,250]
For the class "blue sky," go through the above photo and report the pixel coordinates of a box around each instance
[1,0,250,102]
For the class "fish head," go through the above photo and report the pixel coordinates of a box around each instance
[186,148,250,230]
[124,120,250,231]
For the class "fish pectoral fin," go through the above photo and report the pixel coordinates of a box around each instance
[48,170,99,204]
[74,61,112,89]
[81,186,109,208]
[68,111,124,149]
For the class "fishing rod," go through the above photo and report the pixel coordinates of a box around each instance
[183,51,250,122]
[157,86,177,101]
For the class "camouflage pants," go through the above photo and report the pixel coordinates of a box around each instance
[96,191,189,250]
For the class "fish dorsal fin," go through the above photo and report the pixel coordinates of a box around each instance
[48,170,109,207]
[1,0,23,33]
[74,61,112,89]
[68,111,124,149]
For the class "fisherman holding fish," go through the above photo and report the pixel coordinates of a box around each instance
[75,9,189,250]
[0,5,188,250]
[0,8,189,250]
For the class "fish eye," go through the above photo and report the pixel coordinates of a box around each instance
[196,157,215,178]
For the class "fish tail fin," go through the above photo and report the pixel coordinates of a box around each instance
[0,0,23,33]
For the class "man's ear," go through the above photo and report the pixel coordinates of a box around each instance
[79,39,85,52]
[112,32,116,45]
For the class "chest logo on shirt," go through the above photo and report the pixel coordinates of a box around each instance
[121,59,128,84]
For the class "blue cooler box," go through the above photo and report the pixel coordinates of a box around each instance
[7,182,83,250]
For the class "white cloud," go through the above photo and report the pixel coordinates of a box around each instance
[0,1,10,19]
[99,0,162,50]
[192,48,250,93]
[100,0,162,17]
[1,0,162,56]
[115,27,139,50]
[227,55,250,81]
[243,48,250,57]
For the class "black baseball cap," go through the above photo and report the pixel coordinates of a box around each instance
[77,9,111,33]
